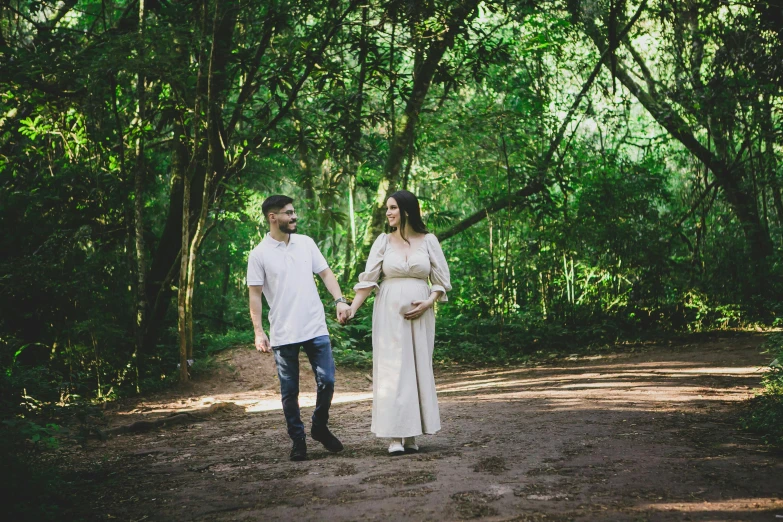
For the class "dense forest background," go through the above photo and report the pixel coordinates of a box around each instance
[2,0,782,413]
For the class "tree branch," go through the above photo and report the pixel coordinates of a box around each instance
[436,180,545,242]
[225,10,279,140]
[226,0,363,177]
[436,0,649,242]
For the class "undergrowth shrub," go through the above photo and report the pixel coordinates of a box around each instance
[741,333,783,447]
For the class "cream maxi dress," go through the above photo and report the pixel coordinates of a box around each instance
[354,233,452,437]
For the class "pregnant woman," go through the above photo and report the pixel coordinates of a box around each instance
[348,190,451,455]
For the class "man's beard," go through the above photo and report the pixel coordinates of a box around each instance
[280,222,297,234]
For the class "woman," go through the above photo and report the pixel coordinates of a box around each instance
[348,190,451,455]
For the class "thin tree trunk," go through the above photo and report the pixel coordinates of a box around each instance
[296,116,318,211]
[489,216,495,315]
[133,0,147,393]
[389,11,396,143]
[342,5,368,284]
[178,166,191,383]
[762,95,783,234]
[403,8,423,192]
[344,175,357,285]
[185,0,238,361]
[402,138,414,190]
[218,235,231,331]
[179,0,211,383]
[91,333,101,398]
[501,134,513,317]
[110,72,137,387]
[186,215,214,360]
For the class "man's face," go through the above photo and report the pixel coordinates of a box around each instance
[271,203,297,234]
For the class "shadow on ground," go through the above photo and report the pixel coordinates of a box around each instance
[55,333,782,521]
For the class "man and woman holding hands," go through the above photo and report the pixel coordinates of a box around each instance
[247,191,451,460]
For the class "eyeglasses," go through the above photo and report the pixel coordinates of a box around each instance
[275,210,297,217]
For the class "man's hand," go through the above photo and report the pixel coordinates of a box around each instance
[404,299,434,320]
[255,332,271,353]
[336,302,351,324]
[341,305,356,324]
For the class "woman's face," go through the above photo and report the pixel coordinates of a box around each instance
[386,197,401,228]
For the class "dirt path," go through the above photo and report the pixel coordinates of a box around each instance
[61,333,782,521]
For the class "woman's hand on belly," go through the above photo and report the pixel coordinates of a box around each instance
[403,298,435,320]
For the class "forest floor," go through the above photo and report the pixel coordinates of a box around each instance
[56,332,783,521]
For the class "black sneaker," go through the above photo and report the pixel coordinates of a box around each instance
[290,437,307,461]
[311,426,344,453]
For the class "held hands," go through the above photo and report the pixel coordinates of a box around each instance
[342,304,358,324]
[336,302,352,325]
[404,298,435,320]
[255,332,271,353]
[338,303,358,325]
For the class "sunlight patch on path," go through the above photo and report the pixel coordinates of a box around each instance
[118,391,374,415]
[437,365,760,393]
[445,360,764,381]
[116,363,761,416]
[435,364,763,411]
[244,392,373,413]
[637,498,783,513]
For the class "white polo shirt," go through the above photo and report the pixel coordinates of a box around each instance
[246,233,330,347]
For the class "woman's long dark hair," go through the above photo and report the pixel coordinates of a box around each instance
[388,190,428,243]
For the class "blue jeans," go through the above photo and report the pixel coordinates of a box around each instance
[272,335,335,440]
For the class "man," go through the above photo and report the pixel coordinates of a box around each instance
[247,195,352,461]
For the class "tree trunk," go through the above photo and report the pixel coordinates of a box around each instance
[762,95,783,235]
[177,0,213,383]
[146,0,209,355]
[296,115,318,212]
[133,0,147,392]
[178,156,191,383]
[218,236,231,331]
[145,0,359,352]
[361,0,483,251]
[574,2,772,283]
[184,0,238,361]
[342,5,368,284]
[344,175,357,285]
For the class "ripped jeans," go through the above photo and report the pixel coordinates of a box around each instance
[272,335,335,440]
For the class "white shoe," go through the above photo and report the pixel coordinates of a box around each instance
[403,437,419,453]
[388,438,405,456]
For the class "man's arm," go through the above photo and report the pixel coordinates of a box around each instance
[249,286,271,352]
[317,268,351,323]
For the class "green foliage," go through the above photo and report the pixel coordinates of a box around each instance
[434,312,621,365]
[741,334,783,447]
[327,299,373,368]
[0,381,71,521]
[197,329,254,356]
[0,446,71,522]
[1,0,782,408]
[331,347,373,369]
[761,337,783,394]
[3,2,780,517]
[189,355,220,378]
[1,418,60,450]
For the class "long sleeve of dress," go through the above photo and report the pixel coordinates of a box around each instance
[354,233,387,293]
[426,234,452,302]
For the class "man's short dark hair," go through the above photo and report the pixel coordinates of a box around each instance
[262,195,294,220]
